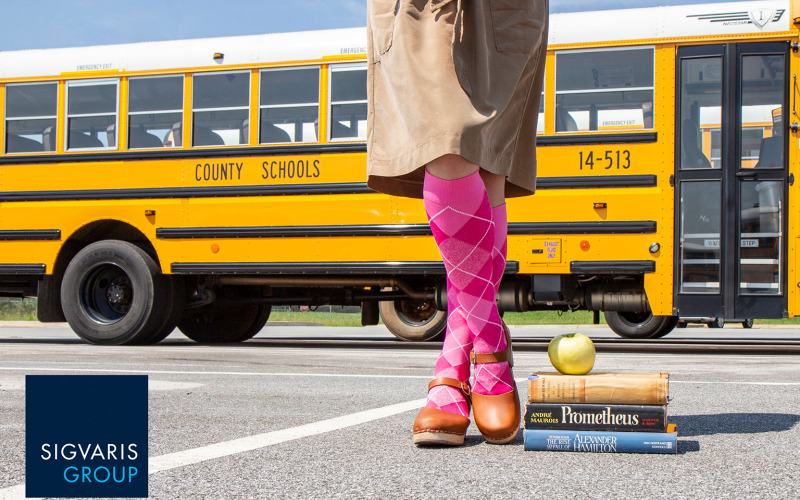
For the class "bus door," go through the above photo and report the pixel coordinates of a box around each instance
[675,43,788,319]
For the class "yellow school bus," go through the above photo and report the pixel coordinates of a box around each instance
[1,1,797,344]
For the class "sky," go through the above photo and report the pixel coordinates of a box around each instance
[0,0,752,51]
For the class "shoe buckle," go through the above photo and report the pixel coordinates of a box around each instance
[460,381,471,396]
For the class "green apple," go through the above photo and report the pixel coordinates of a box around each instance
[548,332,596,375]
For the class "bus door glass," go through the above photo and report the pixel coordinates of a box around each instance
[675,43,787,319]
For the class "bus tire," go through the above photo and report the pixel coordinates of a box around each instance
[178,288,270,343]
[379,299,446,342]
[604,311,679,339]
[243,304,272,338]
[742,318,754,328]
[138,276,187,344]
[61,240,174,345]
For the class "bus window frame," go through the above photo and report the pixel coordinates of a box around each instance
[3,81,59,155]
[258,65,321,145]
[327,62,367,143]
[127,74,185,150]
[190,69,251,148]
[64,78,120,152]
[538,85,545,134]
[554,45,656,134]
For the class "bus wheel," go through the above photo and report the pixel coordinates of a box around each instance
[61,240,178,345]
[143,276,186,344]
[178,288,270,343]
[379,299,446,341]
[604,311,679,339]
[707,317,725,328]
[742,318,754,329]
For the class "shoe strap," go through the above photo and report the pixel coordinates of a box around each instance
[470,323,514,368]
[428,377,471,397]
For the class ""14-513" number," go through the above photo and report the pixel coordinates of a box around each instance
[579,150,631,170]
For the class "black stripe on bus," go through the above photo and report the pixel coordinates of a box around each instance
[171,261,520,275]
[537,132,657,146]
[508,221,656,235]
[537,175,657,189]
[0,183,376,202]
[0,230,61,241]
[157,224,432,239]
[157,221,656,239]
[0,143,368,165]
[0,133,656,166]
[0,264,46,275]
[570,260,655,274]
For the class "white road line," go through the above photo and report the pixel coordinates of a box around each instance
[0,366,431,379]
[151,397,426,473]
[0,366,798,385]
[0,485,25,500]
[0,398,427,499]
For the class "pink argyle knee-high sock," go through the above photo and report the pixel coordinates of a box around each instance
[470,202,514,395]
[491,204,508,292]
[423,171,512,406]
[425,283,472,416]
[422,170,492,416]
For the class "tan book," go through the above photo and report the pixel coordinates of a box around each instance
[528,372,669,405]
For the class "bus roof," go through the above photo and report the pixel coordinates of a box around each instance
[0,1,790,79]
[548,0,790,46]
[0,28,368,79]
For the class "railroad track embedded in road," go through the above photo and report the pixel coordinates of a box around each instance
[249,336,800,355]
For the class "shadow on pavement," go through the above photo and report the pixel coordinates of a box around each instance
[671,413,800,437]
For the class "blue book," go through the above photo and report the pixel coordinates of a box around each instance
[523,425,677,454]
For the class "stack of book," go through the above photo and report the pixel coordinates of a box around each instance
[523,372,677,454]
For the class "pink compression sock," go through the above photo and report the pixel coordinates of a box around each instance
[471,203,514,396]
[423,171,513,415]
[422,170,487,417]
[491,204,508,293]
[425,284,472,416]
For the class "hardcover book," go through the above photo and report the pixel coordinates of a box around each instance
[525,403,668,432]
[528,372,669,405]
[523,424,678,454]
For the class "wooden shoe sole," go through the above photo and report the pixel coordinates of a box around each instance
[412,429,467,446]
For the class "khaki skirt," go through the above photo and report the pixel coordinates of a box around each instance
[366,0,549,199]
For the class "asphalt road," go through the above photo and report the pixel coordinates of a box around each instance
[1,323,798,498]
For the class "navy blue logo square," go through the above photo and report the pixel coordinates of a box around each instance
[26,375,148,498]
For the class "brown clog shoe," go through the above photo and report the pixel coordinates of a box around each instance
[412,377,471,446]
[470,323,521,444]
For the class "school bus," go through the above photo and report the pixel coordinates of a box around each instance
[0,1,797,344]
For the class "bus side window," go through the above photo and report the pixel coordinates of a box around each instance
[329,64,367,141]
[4,82,58,154]
[128,75,184,149]
[260,67,320,144]
[555,47,654,133]
[192,71,249,147]
[66,79,119,150]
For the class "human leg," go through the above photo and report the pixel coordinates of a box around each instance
[413,155,489,445]
[415,154,519,445]
[468,171,519,444]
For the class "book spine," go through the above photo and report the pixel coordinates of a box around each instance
[525,403,668,432]
[528,374,668,405]
[523,428,677,454]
